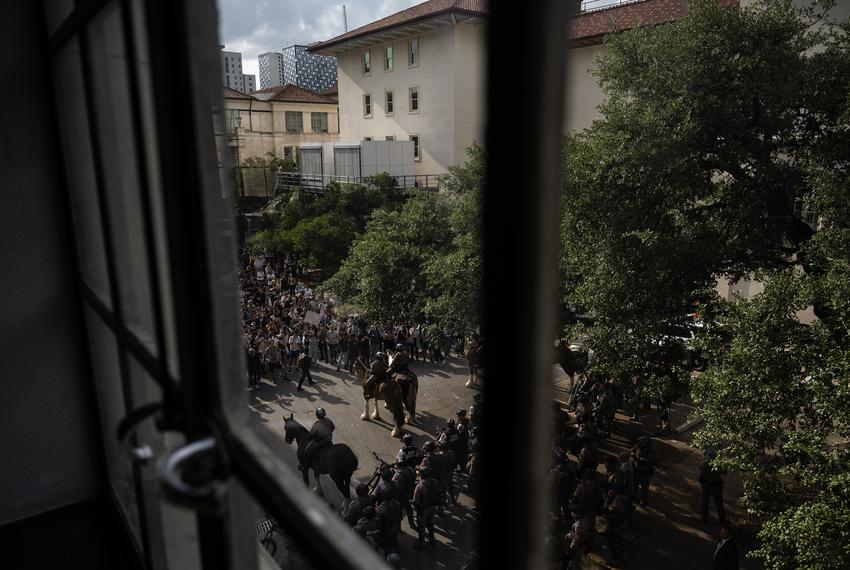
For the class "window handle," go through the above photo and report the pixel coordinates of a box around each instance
[159,436,228,512]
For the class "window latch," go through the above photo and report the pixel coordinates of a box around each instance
[159,435,229,513]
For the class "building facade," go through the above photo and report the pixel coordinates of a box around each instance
[221,47,256,93]
[222,85,340,194]
[258,51,285,89]
[310,0,487,176]
[260,46,338,91]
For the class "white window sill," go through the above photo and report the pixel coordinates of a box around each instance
[409,110,420,115]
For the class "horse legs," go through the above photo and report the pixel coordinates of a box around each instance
[465,362,476,387]
[361,399,371,421]
[371,398,381,420]
[404,383,418,425]
[312,469,324,497]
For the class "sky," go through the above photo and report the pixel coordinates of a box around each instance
[217,0,625,80]
[217,0,422,80]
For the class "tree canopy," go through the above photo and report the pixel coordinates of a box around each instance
[561,1,850,566]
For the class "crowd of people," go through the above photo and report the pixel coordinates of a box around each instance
[545,371,735,569]
[338,392,483,569]
[240,251,464,392]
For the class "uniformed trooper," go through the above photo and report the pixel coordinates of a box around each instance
[341,482,374,526]
[395,433,420,467]
[385,552,405,569]
[419,440,438,469]
[353,505,381,549]
[375,466,397,506]
[376,484,403,553]
[412,467,441,549]
[454,409,471,468]
[364,352,389,398]
[388,343,411,374]
[392,460,417,528]
[435,440,458,506]
[631,436,657,506]
[304,408,334,465]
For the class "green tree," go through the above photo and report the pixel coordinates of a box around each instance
[322,193,453,323]
[423,143,484,335]
[561,1,850,566]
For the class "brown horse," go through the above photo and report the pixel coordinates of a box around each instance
[361,374,407,437]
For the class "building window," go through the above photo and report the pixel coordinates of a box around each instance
[409,86,419,113]
[311,112,328,133]
[385,46,393,71]
[385,90,393,115]
[411,134,420,161]
[363,94,372,117]
[285,111,303,133]
[362,50,371,74]
[385,135,394,141]
[363,136,372,141]
[408,38,419,66]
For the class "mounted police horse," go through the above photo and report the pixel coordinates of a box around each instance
[283,413,358,499]
[361,367,419,438]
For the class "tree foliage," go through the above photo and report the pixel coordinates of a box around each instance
[561,1,850,566]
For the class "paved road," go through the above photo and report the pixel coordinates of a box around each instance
[246,354,480,570]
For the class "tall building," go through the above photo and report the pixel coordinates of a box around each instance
[258,51,285,89]
[259,45,337,91]
[309,0,488,176]
[220,47,256,93]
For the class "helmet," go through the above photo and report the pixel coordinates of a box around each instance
[362,505,376,518]
[356,482,369,497]
[423,441,435,453]
[316,408,326,419]
[420,467,433,478]
[447,419,456,428]
[456,409,467,417]
[473,393,482,401]
[381,467,394,481]
[376,351,386,359]
[396,343,406,351]
[402,433,413,444]
[386,553,403,568]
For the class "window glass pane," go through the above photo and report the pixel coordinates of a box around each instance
[83,307,141,551]
[43,0,74,35]
[88,2,158,355]
[286,111,303,132]
[363,51,370,73]
[385,46,393,70]
[128,356,202,570]
[52,38,113,307]
[408,38,418,66]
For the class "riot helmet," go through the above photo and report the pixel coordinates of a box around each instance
[316,407,326,419]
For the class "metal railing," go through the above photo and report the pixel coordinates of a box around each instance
[274,171,443,194]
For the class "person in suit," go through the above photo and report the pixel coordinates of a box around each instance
[712,523,740,570]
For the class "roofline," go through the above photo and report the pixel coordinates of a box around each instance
[308,7,485,54]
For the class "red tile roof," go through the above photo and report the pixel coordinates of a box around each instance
[569,0,739,44]
[309,0,487,52]
[223,87,255,99]
[319,85,339,102]
[251,84,338,104]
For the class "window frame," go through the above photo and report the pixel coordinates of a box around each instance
[361,49,371,75]
[384,89,393,115]
[408,37,419,67]
[384,45,393,71]
[410,134,420,161]
[310,111,329,133]
[408,85,419,113]
[284,110,303,133]
[363,93,372,117]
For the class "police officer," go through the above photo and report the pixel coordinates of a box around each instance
[365,352,389,398]
[632,436,657,506]
[388,342,411,374]
[305,408,334,464]
[413,467,440,549]
[342,482,374,526]
[395,433,420,467]
[469,392,483,429]
[353,505,381,549]
[392,459,417,528]
[699,449,727,523]
[435,440,458,506]
[375,466,397,506]
[386,553,405,570]
[376,484,403,554]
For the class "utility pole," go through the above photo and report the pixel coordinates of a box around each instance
[343,5,348,32]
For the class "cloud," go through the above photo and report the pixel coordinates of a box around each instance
[217,0,421,77]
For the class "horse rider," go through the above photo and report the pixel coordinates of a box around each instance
[395,433,420,468]
[388,343,413,375]
[364,351,389,399]
[342,482,374,526]
[304,408,334,466]
[412,466,441,549]
[376,484,403,554]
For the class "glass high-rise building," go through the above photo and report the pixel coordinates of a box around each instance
[259,45,336,91]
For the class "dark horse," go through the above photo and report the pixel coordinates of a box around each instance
[283,413,358,500]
